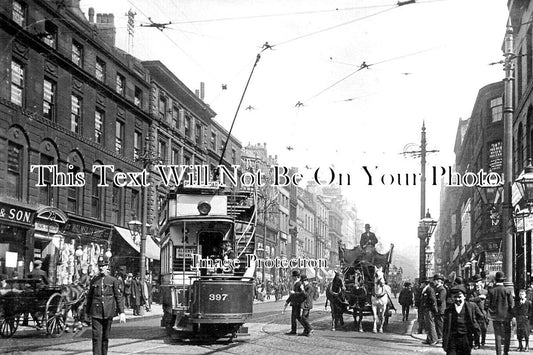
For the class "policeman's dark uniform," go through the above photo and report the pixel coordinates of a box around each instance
[86,257,125,355]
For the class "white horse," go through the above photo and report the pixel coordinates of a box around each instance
[371,266,391,333]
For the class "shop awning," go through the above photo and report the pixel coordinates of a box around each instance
[114,226,160,260]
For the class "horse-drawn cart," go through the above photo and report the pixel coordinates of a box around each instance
[0,279,72,338]
[334,244,395,332]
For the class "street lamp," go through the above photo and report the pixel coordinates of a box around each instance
[514,159,533,289]
[418,209,437,280]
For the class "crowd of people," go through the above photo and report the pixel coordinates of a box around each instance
[398,271,531,355]
[253,277,326,302]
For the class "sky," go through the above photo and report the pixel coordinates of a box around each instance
[80,0,509,274]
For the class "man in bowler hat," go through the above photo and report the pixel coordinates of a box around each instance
[442,285,481,355]
[419,278,438,345]
[86,256,126,355]
[433,273,447,341]
[488,271,514,355]
[282,269,306,335]
[469,274,489,349]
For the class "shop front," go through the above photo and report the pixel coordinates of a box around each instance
[0,201,36,278]
[112,226,160,278]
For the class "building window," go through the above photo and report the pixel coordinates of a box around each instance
[172,105,179,129]
[12,1,25,26]
[195,124,202,145]
[72,40,83,67]
[115,120,124,154]
[10,60,24,106]
[91,173,102,218]
[133,131,142,160]
[158,95,167,120]
[7,142,23,199]
[42,20,57,48]
[111,185,123,224]
[38,154,54,206]
[185,115,191,137]
[71,95,82,133]
[158,140,167,163]
[490,97,503,123]
[131,189,140,219]
[95,109,104,144]
[134,86,142,107]
[172,148,180,164]
[43,78,56,120]
[211,131,217,150]
[183,155,191,166]
[231,148,237,164]
[95,57,105,82]
[67,165,81,213]
[115,73,125,95]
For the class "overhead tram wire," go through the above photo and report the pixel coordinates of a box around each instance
[302,47,440,104]
[165,4,401,25]
[127,0,222,84]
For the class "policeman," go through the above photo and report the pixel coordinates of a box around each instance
[85,256,126,355]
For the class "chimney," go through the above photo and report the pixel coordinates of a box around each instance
[88,7,94,23]
[65,0,86,22]
[200,82,205,100]
[95,13,116,47]
[195,89,200,97]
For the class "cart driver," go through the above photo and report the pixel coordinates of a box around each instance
[29,259,49,286]
[360,224,378,263]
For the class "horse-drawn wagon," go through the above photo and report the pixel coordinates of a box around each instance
[327,244,394,333]
[0,279,86,338]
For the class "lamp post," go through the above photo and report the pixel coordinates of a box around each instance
[127,136,160,316]
[502,20,515,288]
[418,209,437,280]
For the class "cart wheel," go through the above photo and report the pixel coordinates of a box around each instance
[0,315,20,338]
[45,293,67,337]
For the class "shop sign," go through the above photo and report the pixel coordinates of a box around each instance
[0,202,35,226]
[515,213,533,232]
[35,220,59,234]
[64,221,111,240]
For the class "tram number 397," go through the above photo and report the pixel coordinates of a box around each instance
[208,293,228,301]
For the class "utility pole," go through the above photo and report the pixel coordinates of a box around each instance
[403,123,438,281]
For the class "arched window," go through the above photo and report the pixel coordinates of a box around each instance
[38,140,59,206]
[6,126,29,200]
[66,151,85,214]
[518,123,524,174]
[91,160,104,219]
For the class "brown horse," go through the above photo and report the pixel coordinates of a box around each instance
[325,285,350,331]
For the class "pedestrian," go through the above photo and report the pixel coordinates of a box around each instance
[85,256,126,355]
[124,273,132,309]
[442,285,481,355]
[282,269,306,335]
[433,273,447,341]
[488,271,514,355]
[419,278,438,345]
[297,275,314,336]
[469,274,489,349]
[131,273,143,316]
[399,281,414,322]
[144,272,152,312]
[513,289,532,352]
[414,282,425,334]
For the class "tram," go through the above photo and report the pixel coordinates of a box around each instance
[159,184,257,341]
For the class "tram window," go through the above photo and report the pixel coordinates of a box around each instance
[198,231,224,259]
